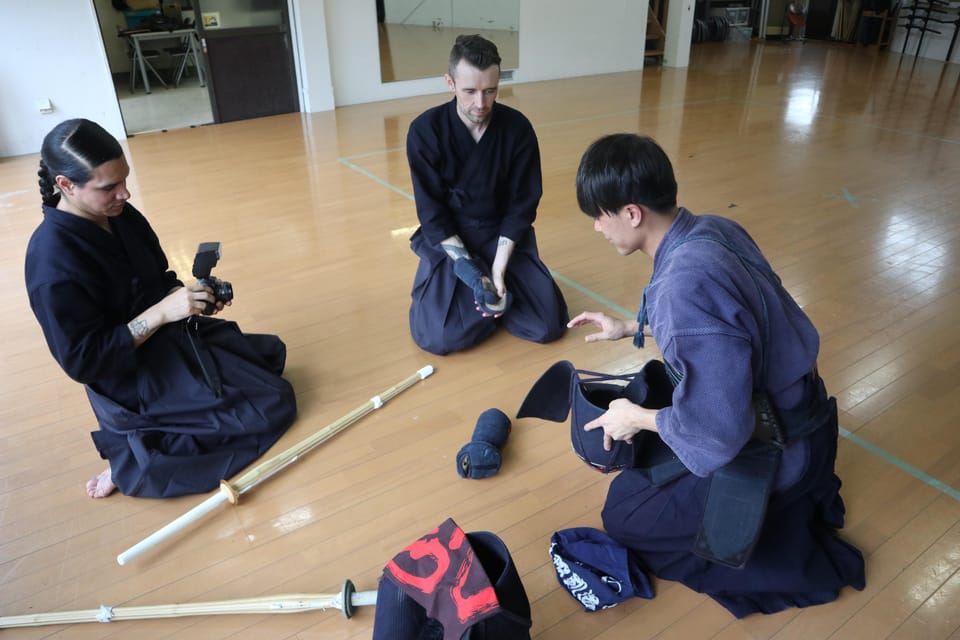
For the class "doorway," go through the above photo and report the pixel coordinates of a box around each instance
[193,0,300,123]
[94,0,214,136]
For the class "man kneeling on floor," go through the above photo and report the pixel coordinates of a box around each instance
[562,133,866,617]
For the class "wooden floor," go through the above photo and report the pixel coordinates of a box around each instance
[1,40,959,639]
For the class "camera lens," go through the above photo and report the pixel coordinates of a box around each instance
[217,281,233,304]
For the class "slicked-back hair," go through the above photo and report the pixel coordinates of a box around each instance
[448,34,501,77]
[38,119,123,206]
[576,133,678,218]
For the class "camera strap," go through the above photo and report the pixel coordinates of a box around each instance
[185,317,223,398]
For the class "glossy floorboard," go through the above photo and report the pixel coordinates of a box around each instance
[0,40,958,639]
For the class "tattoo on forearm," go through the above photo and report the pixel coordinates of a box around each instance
[441,243,470,260]
[128,318,150,338]
[498,237,511,247]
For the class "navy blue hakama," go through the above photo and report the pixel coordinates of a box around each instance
[602,412,865,617]
[88,318,296,498]
[26,201,296,498]
[409,226,567,355]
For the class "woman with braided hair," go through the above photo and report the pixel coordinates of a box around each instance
[25,119,296,499]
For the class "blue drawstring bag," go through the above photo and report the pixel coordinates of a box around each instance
[549,527,654,611]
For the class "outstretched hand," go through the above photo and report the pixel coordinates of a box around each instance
[567,311,638,342]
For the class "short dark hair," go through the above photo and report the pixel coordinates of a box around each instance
[38,119,123,206]
[448,34,501,77]
[575,133,678,218]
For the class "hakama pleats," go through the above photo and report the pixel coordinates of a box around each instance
[409,227,567,355]
[602,417,865,617]
[89,318,297,498]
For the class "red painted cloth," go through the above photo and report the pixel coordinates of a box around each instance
[383,518,501,640]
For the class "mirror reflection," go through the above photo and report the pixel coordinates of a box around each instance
[377,0,519,83]
[95,0,212,135]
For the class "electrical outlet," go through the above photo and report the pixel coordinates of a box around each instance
[36,98,54,114]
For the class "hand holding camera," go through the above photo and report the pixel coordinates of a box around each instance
[192,242,234,315]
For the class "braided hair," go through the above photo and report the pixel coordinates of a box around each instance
[38,119,123,207]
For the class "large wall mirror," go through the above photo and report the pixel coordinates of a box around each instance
[377,0,520,83]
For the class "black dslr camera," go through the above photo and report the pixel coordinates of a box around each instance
[192,242,234,314]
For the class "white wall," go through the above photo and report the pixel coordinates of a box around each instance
[323,0,449,106]
[384,0,520,30]
[0,1,125,158]
[446,0,519,30]
[664,0,696,68]
[325,0,648,106]
[517,0,646,83]
[290,0,336,113]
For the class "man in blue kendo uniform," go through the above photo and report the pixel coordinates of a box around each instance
[406,34,568,355]
[567,133,865,617]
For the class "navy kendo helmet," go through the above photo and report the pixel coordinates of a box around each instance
[517,360,674,473]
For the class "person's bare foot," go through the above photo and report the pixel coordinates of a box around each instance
[86,468,117,498]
